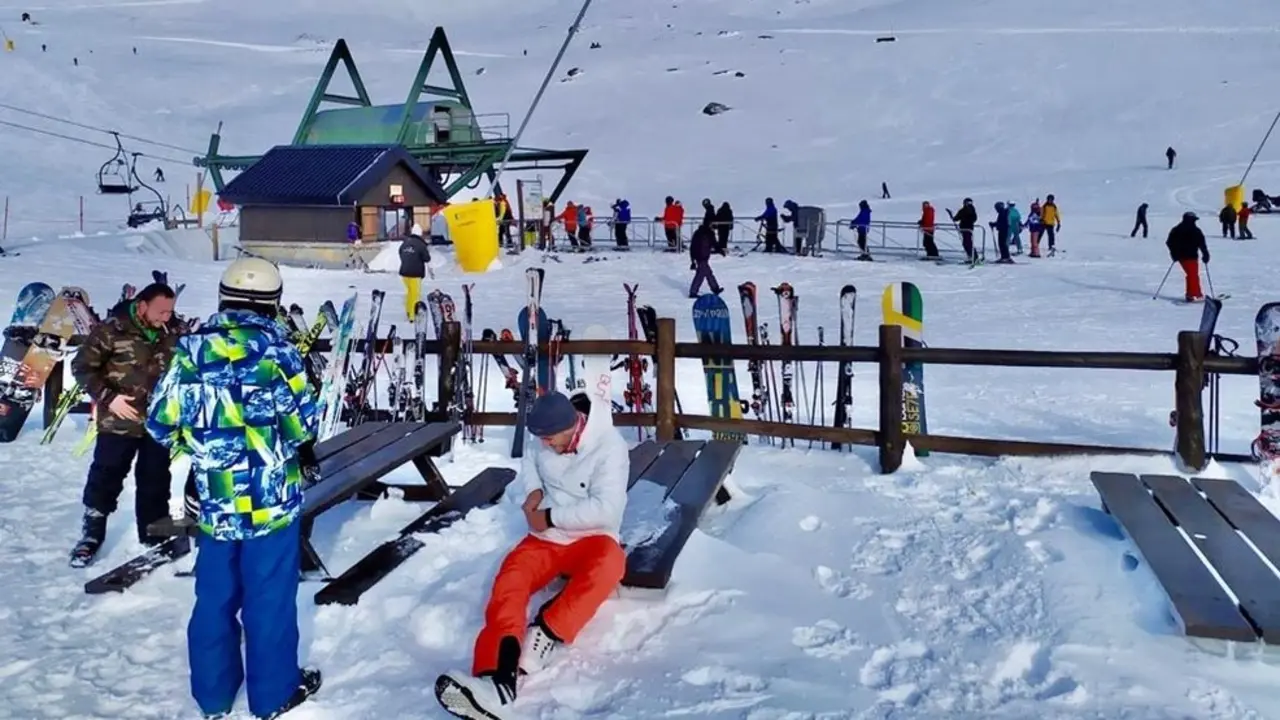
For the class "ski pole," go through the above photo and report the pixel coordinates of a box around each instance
[1204,262,1216,299]
[1152,260,1176,299]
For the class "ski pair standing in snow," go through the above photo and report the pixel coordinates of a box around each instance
[436,390,630,719]
[145,258,323,720]
[69,282,183,567]
[1166,211,1210,303]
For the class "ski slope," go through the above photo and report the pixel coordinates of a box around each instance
[3,0,1280,717]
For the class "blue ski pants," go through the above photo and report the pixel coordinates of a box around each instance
[189,521,302,718]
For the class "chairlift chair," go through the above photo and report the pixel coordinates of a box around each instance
[96,132,139,195]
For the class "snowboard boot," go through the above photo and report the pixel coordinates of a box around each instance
[519,616,562,675]
[258,667,322,719]
[435,637,521,719]
[69,508,107,568]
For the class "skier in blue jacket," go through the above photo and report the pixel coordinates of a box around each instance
[610,199,630,249]
[851,200,872,261]
[754,198,783,253]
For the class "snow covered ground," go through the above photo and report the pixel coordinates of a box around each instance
[3,0,1280,717]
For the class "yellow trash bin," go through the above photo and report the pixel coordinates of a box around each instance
[444,200,499,273]
[1224,184,1245,211]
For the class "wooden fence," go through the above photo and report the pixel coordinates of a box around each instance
[48,319,1256,473]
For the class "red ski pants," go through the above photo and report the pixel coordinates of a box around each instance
[1179,258,1203,299]
[472,534,625,675]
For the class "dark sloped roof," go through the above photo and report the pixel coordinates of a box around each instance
[219,144,448,206]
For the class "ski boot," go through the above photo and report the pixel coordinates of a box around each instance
[68,508,107,568]
[258,667,322,719]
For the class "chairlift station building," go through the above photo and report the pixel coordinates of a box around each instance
[195,26,587,251]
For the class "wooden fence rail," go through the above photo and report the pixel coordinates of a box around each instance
[50,318,1253,473]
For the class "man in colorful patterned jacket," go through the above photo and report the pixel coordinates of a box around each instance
[68,281,181,568]
[145,257,323,720]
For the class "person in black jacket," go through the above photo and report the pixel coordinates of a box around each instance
[1166,212,1209,302]
[1131,203,1149,238]
[687,222,723,298]
[399,223,432,320]
[713,202,733,255]
[1166,146,1177,169]
[988,202,1012,263]
[947,198,978,263]
[1218,204,1237,238]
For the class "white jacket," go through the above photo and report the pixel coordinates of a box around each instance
[520,398,629,545]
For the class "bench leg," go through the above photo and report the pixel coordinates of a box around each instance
[355,453,452,503]
[298,518,332,580]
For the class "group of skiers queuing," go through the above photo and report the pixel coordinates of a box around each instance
[63,259,637,720]
[516,193,1065,266]
[1131,201,1257,241]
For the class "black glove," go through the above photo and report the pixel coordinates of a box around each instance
[1202,252,1210,264]
[297,440,321,484]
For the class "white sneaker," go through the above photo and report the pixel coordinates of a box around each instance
[519,623,559,674]
[434,670,515,720]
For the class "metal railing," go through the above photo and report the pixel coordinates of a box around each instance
[508,216,988,262]
[409,112,512,145]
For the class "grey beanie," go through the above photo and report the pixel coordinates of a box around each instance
[527,392,579,437]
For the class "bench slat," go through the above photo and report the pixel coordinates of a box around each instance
[1090,472,1255,642]
[633,440,704,491]
[304,422,460,519]
[1192,478,1280,573]
[624,440,740,590]
[314,467,517,606]
[314,422,422,486]
[314,420,389,460]
[627,441,664,489]
[1144,474,1280,643]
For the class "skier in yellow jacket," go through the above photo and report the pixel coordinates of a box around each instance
[1040,194,1061,254]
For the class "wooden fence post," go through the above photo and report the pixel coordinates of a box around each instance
[438,321,461,414]
[878,323,905,473]
[655,317,677,441]
[1174,330,1207,471]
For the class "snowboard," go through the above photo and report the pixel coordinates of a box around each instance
[0,282,56,387]
[1254,302,1280,487]
[691,293,746,444]
[517,306,552,396]
[881,282,928,456]
[0,287,85,442]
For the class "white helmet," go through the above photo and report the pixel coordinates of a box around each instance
[219,257,282,306]
[410,223,424,236]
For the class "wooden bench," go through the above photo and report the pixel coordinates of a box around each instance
[84,421,461,594]
[1091,471,1280,649]
[316,438,739,606]
[620,439,740,591]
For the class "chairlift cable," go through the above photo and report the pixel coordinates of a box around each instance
[0,118,189,165]
[0,100,202,155]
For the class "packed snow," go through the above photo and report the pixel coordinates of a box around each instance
[3,0,1280,717]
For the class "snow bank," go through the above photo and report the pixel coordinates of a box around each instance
[27,227,240,262]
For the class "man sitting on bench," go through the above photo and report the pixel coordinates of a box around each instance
[146,258,323,720]
[435,391,629,719]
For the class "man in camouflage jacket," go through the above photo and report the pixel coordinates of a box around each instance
[68,282,182,566]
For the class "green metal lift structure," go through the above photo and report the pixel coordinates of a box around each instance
[193,26,587,201]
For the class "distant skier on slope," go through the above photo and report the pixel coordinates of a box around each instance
[688,220,723,297]
[399,223,432,320]
[658,196,684,251]
[1166,146,1177,169]
[435,391,629,719]
[946,198,978,262]
[850,200,872,261]
[1166,212,1210,302]
[1238,201,1254,239]
[754,197,784,253]
[713,201,734,255]
[1131,203,1149,238]
[989,201,1013,263]
[145,258,323,719]
[1007,201,1023,254]
[610,198,631,249]
[1026,200,1044,258]
[1218,203,1237,239]
[918,201,939,259]
[1041,194,1061,254]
